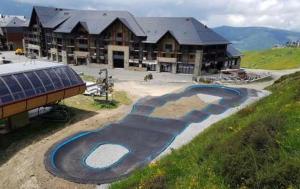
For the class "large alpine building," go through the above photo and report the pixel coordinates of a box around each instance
[24,6,241,75]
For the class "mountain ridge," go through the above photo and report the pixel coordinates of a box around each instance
[214,26,300,51]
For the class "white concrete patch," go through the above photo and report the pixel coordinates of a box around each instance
[197,93,222,104]
[85,144,129,169]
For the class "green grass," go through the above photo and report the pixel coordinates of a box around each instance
[80,74,97,82]
[111,72,300,189]
[77,74,132,110]
[241,48,300,70]
[63,91,132,111]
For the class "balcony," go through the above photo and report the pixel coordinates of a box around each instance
[74,51,89,58]
[27,44,40,50]
[180,49,196,54]
[66,44,75,48]
[157,57,177,63]
[31,31,40,35]
[132,48,139,52]
[26,38,40,43]
[77,44,88,48]
[143,59,158,65]
[104,37,112,41]
[129,59,158,65]
[129,59,139,64]
[164,49,174,53]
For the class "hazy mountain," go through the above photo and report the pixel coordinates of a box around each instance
[0,0,32,18]
[214,26,300,51]
[2,1,300,52]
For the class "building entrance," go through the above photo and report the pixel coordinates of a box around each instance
[113,51,124,68]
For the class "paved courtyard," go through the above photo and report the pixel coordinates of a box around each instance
[0,51,193,83]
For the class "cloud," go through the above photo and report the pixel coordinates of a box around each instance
[13,0,300,31]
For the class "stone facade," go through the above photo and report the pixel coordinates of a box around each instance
[108,45,129,69]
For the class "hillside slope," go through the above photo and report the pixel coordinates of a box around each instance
[214,26,300,51]
[241,48,300,70]
[111,72,300,189]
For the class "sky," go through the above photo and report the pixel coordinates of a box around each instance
[1,0,300,31]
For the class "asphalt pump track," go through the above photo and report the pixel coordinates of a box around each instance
[44,85,259,184]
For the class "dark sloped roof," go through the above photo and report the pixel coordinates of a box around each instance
[136,17,229,45]
[43,11,72,28]
[32,6,71,28]
[54,10,146,36]
[226,44,242,58]
[30,6,230,45]
[0,16,26,27]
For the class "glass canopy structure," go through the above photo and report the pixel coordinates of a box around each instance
[0,62,86,119]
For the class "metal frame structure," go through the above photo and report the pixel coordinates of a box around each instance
[0,63,86,119]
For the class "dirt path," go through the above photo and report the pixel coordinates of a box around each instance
[0,80,187,189]
[151,95,206,119]
[114,81,192,97]
[0,105,131,189]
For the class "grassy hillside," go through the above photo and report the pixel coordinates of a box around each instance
[241,48,300,70]
[214,26,300,51]
[111,72,300,189]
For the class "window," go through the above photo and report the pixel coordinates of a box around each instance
[130,33,135,40]
[57,38,62,44]
[165,44,173,52]
[117,32,122,38]
[104,32,111,39]
[190,54,195,60]
[78,39,88,44]
[79,48,88,52]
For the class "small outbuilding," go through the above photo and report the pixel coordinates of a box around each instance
[0,15,27,50]
[225,44,243,69]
